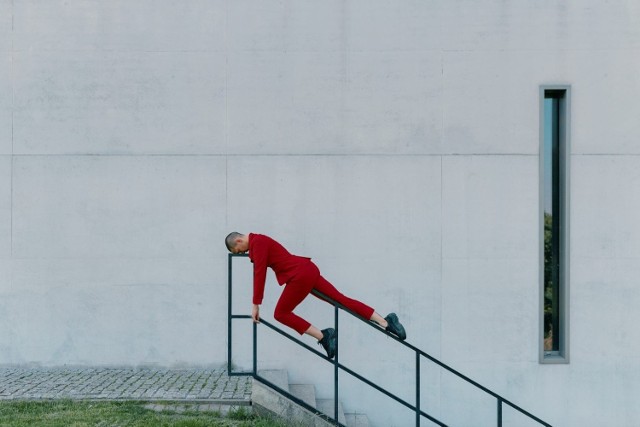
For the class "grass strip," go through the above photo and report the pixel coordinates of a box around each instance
[0,400,288,427]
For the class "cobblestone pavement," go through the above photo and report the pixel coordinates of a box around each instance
[0,367,252,403]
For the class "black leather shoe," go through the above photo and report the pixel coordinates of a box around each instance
[385,313,406,340]
[318,328,336,359]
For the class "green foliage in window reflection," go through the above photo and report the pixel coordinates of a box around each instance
[544,213,553,351]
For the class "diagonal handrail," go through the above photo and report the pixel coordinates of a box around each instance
[227,253,552,427]
[309,291,553,427]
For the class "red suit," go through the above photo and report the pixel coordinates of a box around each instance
[249,233,375,335]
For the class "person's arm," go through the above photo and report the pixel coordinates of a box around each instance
[251,238,268,306]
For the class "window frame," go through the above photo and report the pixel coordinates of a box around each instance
[539,85,571,364]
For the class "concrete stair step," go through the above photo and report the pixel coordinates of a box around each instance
[316,399,346,426]
[289,383,317,409]
[252,375,336,427]
[253,369,368,427]
[345,413,371,427]
[257,369,289,393]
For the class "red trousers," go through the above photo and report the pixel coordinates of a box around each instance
[273,261,375,335]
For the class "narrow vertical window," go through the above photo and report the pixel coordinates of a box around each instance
[541,87,570,363]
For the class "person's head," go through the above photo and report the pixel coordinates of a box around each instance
[225,232,249,254]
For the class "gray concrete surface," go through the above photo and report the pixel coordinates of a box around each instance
[252,370,351,427]
[0,366,251,403]
[1,1,639,426]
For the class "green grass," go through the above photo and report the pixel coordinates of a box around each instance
[0,400,289,427]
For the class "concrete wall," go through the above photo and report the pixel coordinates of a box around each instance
[1,1,640,426]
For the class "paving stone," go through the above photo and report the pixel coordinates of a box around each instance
[0,367,252,402]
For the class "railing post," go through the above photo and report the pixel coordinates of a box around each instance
[497,398,503,427]
[334,305,339,426]
[253,321,257,376]
[227,254,233,374]
[416,352,420,427]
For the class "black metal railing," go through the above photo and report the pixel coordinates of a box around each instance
[227,253,552,427]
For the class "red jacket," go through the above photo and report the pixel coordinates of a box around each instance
[248,233,311,305]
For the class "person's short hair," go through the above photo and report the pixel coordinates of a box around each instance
[225,232,244,251]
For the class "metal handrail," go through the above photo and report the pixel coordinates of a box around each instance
[228,253,552,427]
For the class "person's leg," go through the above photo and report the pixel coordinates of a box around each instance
[370,312,389,328]
[312,275,382,324]
[305,325,324,340]
[273,279,314,335]
[273,262,330,340]
[274,277,338,358]
[313,275,406,340]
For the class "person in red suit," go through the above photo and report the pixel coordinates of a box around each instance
[225,232,406,359]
